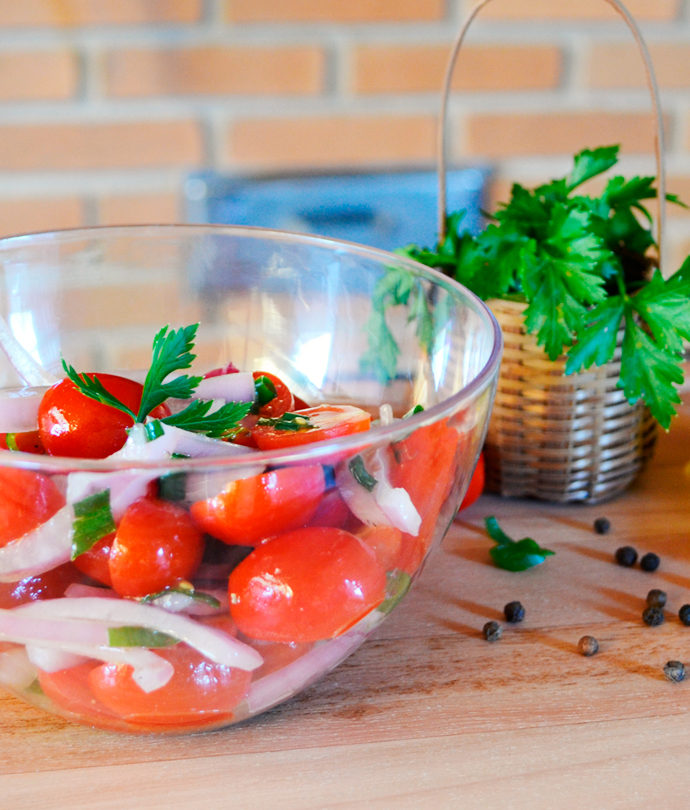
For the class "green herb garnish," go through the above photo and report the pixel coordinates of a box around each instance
[253,375,277,407]
[71,489,116,559]
[398,145,690,429]
[256,412,314,432]
[63,324,252,439]
[141,584,221,609]
[485,516,554,571]
[107,626,179,648]
[379,569,412,614]
[348,455,378,491]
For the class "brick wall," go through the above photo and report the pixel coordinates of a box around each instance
[0,0,688,270]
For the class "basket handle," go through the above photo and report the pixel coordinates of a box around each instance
[437,0,667,271]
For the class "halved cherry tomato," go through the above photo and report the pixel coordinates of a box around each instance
[38,374,170,459]
[0,468,65,547]
[0,563,81,608]
[228,526,387,643]
[458,451,485,511]
[88,618,250,728]
[0,430,45,454]
[72,533,114,587]
[251,404,371,451]
[108,497,204,598]
[38,662,129,732]
[252,371,294,418]
[190,465,326,546]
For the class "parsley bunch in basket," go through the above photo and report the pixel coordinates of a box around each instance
[400,145,690,430]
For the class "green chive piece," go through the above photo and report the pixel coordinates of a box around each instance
[348,455,378,491]
[108,626,179,648]
[254,374,277,406]
[71,490,116,560]
[144,419,165,441]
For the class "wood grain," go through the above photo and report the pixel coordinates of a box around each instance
[1,398,688,809]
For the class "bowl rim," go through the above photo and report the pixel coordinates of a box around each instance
[0,223,503,473]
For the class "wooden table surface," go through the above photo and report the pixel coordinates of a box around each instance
[1,398,689,809]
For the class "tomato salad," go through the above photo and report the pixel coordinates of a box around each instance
[0,324,463,733]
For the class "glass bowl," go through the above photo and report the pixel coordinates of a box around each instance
[0,224,501,734]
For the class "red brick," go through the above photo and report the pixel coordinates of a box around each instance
[474,0,679,21]
[105,46,324,97]
[0,120,203,171]
[0,51,78,101]
[589,43,690,90]
[226,0,444,23]
[0,0,202,26]
[227,115,436,169]
[353,44,561,94]
[97,193,181,226]
[0,197,85,238]
[464,112,667,159]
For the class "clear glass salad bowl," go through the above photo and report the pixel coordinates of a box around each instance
[0,224,501,734]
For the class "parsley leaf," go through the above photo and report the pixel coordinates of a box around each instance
[137,324,202,420]
[160,399,252,438]
[61,362,137,420]
[485,516,554,571]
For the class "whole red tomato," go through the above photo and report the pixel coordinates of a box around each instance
[228,526,387,643]
[108,497,204,598]
[38,374,168,458]
[0,468,64,547]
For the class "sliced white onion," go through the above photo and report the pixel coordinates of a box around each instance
[336,449,421,536]
[67,467,158,522]
[64,583,117,599]
[0,505,72,582]
[144,588,228,616]
[378,403,394,426]
[0,387,46,432]
[26,645,88,673]
[194,372,255,404]
[15,598,263,671]
[0,647,37,692]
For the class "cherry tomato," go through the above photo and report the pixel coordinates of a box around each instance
[108,497,204,598]
[38,662,128,732]
[458,451,485,511]
[387,420,460,558]
[228,526,387,642]
[357,525,405,572]
[0,468,64,547]
[38,373,169,458]
[251,404,371,451]
[190,465,326,546]
[72,533,114,587]
[88,620,251,728]
[0,430,45,454]
[252,371,294,418]
[0,563,81,608]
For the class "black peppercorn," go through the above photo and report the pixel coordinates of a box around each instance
[640,552,660,572]
[503,600,525,623]
[679,605,690,626]
[482,621,502,642]
[593,517,611,535]
[614,546,638,567]
[646,588,667,609]
[664,660,685,683]
[577,635,599,656]
[642,606,665,626]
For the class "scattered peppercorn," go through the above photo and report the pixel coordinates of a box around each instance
[664,660,685,683]
[577,635,599,656]
[593,517,611,535]
[640,552,660,572]
[646,588,667,609]
[614,546,638,567]
[679,605,690,626]
[503,601,525,623]
[482,621,502,642]
[642,606,665,626]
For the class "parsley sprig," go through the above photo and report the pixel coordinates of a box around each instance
[399,145,690,429]
[63,323,251,439]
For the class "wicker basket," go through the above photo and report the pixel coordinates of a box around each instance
[483,299,657,503]
[437,0,666,502]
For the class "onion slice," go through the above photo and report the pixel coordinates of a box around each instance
[0,505,72,582]
[14,598,263,671]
